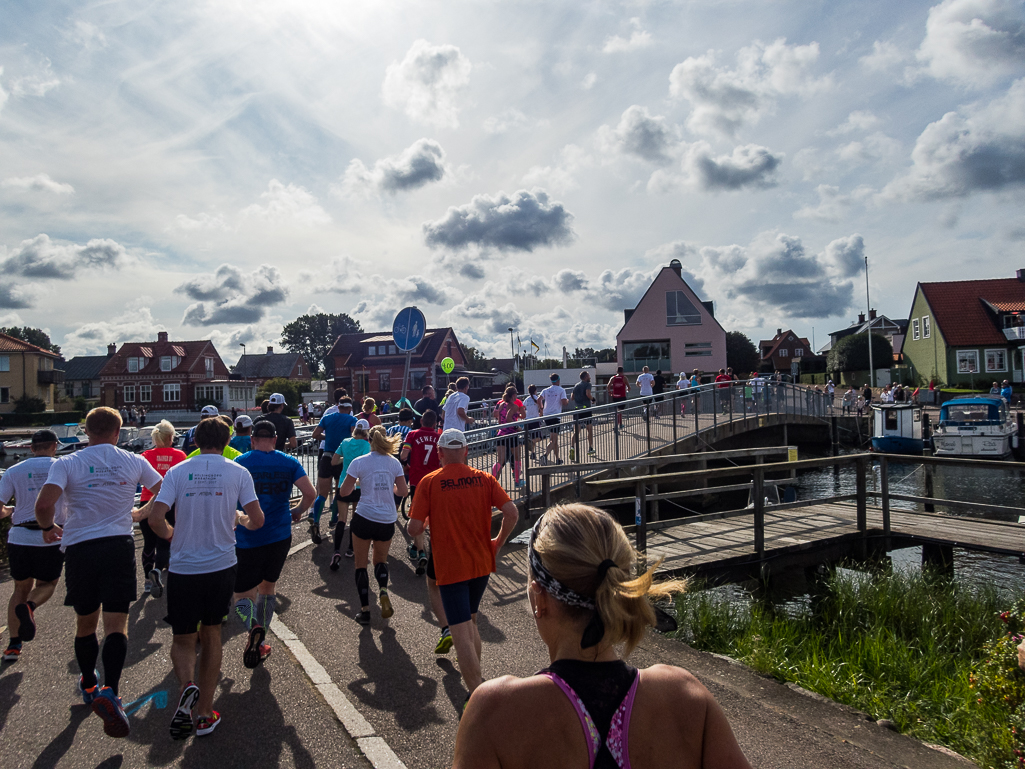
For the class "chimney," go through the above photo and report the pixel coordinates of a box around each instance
[858,312,865,324]
[107,343,117,357]
[669,259,682,277]
[776,328,782,337]
[267,346,273,355]
[868,309,877,320]
[157,331,168,343]
[1018,269,1025,282]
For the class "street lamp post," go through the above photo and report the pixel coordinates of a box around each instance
[865,256,874,389]
[239,343,247,412]
[509,327,515,372]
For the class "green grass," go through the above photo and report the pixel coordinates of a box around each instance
[673,568,1013,766]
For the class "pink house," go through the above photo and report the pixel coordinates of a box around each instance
[615,260,727,378]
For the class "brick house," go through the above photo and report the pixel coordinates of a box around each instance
[63,353,113,401]
[232,346,310,385]
[99,332,231,412]
[329,327,493,402]
[759,329,815,374]
[0,333,63,413]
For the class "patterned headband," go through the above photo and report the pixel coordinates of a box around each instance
[528,516,597,611]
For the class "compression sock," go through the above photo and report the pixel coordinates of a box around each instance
[101,632,128,696]
[8,636,21,646]
[256,594,277,629]
[355,568,370,609]
[333,522,346,553]
[513,461,522,483]
[491,462,501,478]
[312,496,325,524]
[141,546,156,575]
[235,598,256,630]
[374,563,389,592]
[75,634,100,687]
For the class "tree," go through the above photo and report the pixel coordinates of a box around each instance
[256,377,310,414]
[13,394,47,414]
[279,313,362,376]
[573,347,617,363]
[725,331,760,376]
[0,326,61,356]
[461,345,490,370]
[826,333,893,374]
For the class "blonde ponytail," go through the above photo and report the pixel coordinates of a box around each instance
[369,425,401,455]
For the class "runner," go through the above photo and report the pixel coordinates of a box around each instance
[608,366,629,428]
[539,373,568,465]
[714,368,731,413]
[407,429,518,699]
[521,384,543,460]
[233,420,316,669]
[570,372,596,459]
[139,420,187,598]
[491,386,525,486]
[185,416,243,460]
[34,407,163,738]
[1,430,67,662]
[144,417,264,740]
[413,384,443,429]
[356,397,383,428]
[229,415,253,453]
[332,419,372,564]
[399,409,441,578]
[676,371,689,415]
[310,389,346,531]
[335,426,407,624]
[310,397,357,544]
[452,504,751,769]
[442,377,473,432]
[636,366,655,419]
[181,405,220,453]
[254,393,297,452]
[387,408,416,515]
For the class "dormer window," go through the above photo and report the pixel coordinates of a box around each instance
[161,355,180,371]
[205,357,214,376]
[128,358,139,373]
[666,291,701,326]
[368,346,377,356]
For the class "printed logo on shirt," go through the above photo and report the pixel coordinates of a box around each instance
[440,476,487,491]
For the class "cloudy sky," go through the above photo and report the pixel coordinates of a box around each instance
[2,0,1025,363]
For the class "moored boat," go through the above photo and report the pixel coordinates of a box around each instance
[870,403,925,455]
[932,396,1017,458]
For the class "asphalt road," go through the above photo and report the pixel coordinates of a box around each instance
[1,518,976,769]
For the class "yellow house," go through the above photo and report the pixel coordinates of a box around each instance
[0,332,63,414]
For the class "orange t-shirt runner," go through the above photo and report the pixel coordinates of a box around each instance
[409,463,512,586]
[140,446,187,501]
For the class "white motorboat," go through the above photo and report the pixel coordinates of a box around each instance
[932,396,1018,458]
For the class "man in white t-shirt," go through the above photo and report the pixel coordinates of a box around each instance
[636,366,655,419]
[1,430,68,663]
[146,417,264,740]
[35,407,163,739]
[540,373,569,465]
[442,376,473,432]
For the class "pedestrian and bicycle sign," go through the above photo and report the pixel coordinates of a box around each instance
[393,307,426,352]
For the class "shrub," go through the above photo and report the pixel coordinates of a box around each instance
[13,395,47,414]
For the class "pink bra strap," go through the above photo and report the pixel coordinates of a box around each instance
[540,672,601,769]
[605,673,640,769]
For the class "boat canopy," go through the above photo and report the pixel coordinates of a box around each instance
[939,397,1005,425]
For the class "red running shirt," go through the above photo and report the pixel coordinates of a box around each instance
[609,375,628,399]
[403,428,441,486]
[140,446,188,501]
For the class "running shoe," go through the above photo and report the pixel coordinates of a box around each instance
[416,551,428,577]
[15,603,35,641]
[3,644,21,662]
[556,459,564,465]
[588,448,596,456]
[515,479,526,488]
[243,625,266,670]
[354,610,371,625]
[379,592,394,619]
[143,580,152,594]
[149,568,164,599]
[78,670,99,703]
[308,520,322,545]
[169,682,199,740]
[434,628,453,654]
[328,513,338,527]
[258,643,272,663]
[407,542,419,561]
[195,710,222,736]
[330,553,341,571]
[345,545,354,558]
[92,687,131,738]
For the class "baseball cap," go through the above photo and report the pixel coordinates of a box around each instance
[550,373,560,382]
[438,428,468,448]
[268,393,286,405]
[31,429,59,445]
[201,405,219,416]
[252,421,277,438]
[355,418,371,431]
[235,415,253,429]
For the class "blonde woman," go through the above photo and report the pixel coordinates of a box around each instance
[357,397,383,428]
[453,504,751,769]
[138,420,187,597]
[336,425,408,625]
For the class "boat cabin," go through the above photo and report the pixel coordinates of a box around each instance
[871,404,924,455]
[939,397,1008,426]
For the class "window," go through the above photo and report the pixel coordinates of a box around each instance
[912,319,920,340]
[0,387,8,403]
[379,373,391,392]
[163,382,181,401]
[196,385,225,403]
[124,385,135,403]
[779,349,789,357]
[355,373,370,393]
[128,358,139,373]
[410,371,427,390]
[684,342,713,357]
[922,316,931,339]
[956,350,979,374]
[379,346,387,355]
[986,349,1008,372]
[140,384,151,402]
[65,381,74,397]
[82,382,92,398]
[368,346,377,356]
[685,350,713,357]
[622,341,671,372]
[666,291,701,326]
[205,357,214,376]
[0,355,8,372]
[388,345,397,355]
[795,348,804,357]
[161,356,172,371]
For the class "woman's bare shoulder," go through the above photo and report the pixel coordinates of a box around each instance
[638,664,714,702]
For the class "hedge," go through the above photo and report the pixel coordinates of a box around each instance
[0,411,85,428]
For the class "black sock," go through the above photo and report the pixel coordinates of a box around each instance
[26,601,36,611]
[141,547,155,574]
[440,626,448,634]
[101,633,128,697]
[75,634,100,687]
[8,636,21,646]
[333,522,346,553]
[374,562,389,592]
[355,568,369,609]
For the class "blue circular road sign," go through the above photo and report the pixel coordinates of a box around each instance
[393,306,427,352]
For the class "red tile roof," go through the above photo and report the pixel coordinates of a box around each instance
[100,339,229,379]
[988,300,1025,313]
[919,278,1025,346]
[0,332,59,356]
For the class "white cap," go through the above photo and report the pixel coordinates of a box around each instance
[355,418,371,431]
[235,415,253,428]
[201,405,219,416]
[268,393,286,405]
[438,428,468,448]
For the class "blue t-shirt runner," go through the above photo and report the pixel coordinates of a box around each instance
[234,449,306,548]
[319,411,358,454]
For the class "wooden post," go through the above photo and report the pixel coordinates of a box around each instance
[752,466,765,558]
[856,454,867,533]
[922,543,954,577]
[924,465,935,513]
[830,415,839,456]
[922,411,931,449]
[879,455,890,535]
[635,479,647,554]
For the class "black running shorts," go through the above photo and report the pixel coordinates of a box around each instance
[350,513,395,543]
[234,536,292,594]
[166,566,237,635]
[317,453,343,481]
[7,542,64,583]
[63,535,136,615]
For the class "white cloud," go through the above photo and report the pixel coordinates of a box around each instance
[522,144,592,193]
[603,19,653,53]
[9,58,61,98]
[68,20,108,51]
[582,72,598,90]
[827,110,882,136]
[382,39,472,128]
[836,131,903,166]
[793,184,873,222]
[62,299,165,356]
[1,174,74,194]
[669,38,831,137]
[649,141,783,193]
[597,105,680,165]
[482,109,549,135]
[178,264,289,326]
[174,212,231,231]
[916,0,1025,87]
[859,40,908,73]
[239,179,330,226]
[0,68,9,114]
[1,234,128,281]
[341,138,448,196]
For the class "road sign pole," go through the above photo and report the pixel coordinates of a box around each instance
[400,349,412,406]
